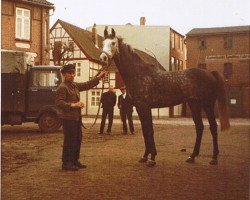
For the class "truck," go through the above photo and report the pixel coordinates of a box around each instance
[1,51,63,133]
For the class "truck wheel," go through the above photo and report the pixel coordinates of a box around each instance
[38,112,61,133]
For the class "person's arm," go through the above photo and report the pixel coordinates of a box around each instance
[55,86,84,111]
[76,71,106,91]
[55,86,71,111]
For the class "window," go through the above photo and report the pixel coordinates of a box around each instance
[199,39,206,49]
[180,37,183,51]
[180,60,183,70]
[224,63,232,79]
[175,59,179,70]
[31,70,61,87]
[170,57,175,71]
[171,32,175,49]
[91,91,101,106]
[103,73,109,83]
[198,63,207,69]
[44,20,48,45]
[76,66,81,77]
[224,36,233,49]
[15,8,30,40]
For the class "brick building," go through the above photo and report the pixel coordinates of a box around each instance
[1,0,54,65]
[186,26,250,117]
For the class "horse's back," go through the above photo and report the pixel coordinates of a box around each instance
[184,68,218,101]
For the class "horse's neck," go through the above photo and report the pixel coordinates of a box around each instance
[114,42,138,78]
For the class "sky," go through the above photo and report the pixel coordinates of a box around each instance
[49,0,250,35]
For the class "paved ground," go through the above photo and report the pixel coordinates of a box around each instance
[1,118,249,200]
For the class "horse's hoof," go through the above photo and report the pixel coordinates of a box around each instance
[138,157,148,163]
[186,157,195,163]
[209,159,218,165]
[146,159,156,167]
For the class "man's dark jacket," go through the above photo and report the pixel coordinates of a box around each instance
[55,78,100,121]
[101,91,116,109]
[118,94,134,113]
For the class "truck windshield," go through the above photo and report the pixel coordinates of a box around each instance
[31,70,60,87]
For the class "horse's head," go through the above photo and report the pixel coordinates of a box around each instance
[100,27,119,66]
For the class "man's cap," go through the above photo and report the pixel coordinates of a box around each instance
[61,64,76,74]
[120,86,126,90]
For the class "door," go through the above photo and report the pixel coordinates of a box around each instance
[228,86,242,117]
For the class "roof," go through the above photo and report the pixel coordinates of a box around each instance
[186,25,250,36]
[19,0,54,8]
[53,19,103,63]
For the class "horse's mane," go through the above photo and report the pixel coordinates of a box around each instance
[117,38,165,71]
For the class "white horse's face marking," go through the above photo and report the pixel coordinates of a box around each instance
[100,37,118,65]
[100,28,119,66]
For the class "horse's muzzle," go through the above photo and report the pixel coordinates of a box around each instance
[100,52,111,66]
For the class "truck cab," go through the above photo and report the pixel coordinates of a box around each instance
[27,66,63,132]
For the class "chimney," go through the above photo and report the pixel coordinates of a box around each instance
[140,17,146,26]
[92,23,98,48]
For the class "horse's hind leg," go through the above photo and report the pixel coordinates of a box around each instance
[136,106,157,167]
[204,101,219,165]
[186,100,204,163]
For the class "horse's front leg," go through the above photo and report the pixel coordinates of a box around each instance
[136,106,157,167]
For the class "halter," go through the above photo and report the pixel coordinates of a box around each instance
[101,50,112,67]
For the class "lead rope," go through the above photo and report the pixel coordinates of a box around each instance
[81,67,108,129]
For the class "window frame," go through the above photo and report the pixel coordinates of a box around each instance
[91,90,101,107]
[15,7,31,40]
[224,36,233,49]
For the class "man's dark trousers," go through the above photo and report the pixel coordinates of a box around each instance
[62,119,82,163]
[100,108,114,133]
[121,109,134,133]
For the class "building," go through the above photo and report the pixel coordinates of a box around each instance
[1,0,54,65]
[88,17,186,117]
[186,26,250,118]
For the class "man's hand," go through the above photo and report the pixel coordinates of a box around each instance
[71,102,84,109]
[97,70,107,79]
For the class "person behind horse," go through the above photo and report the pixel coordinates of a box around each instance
[56,64,106,171]
[118,86,135,134]
[99,85,117,134]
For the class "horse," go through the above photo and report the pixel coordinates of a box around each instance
[100,28,230,167]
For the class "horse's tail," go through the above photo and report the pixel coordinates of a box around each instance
[211,71,230,131]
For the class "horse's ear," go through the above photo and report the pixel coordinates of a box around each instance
[111,28,116,37]
[104,27,108,38]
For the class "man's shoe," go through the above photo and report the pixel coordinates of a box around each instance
[122,131,128,134]
[98,132,103,134]
[138,157,148,163]
[106,131,111,134]
[62,162,78,171]
[74,161,87,168]
[130,131,135,134]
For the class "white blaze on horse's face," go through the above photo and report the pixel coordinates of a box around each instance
[100,37,118,65]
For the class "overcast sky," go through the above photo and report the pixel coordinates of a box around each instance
[49,0,250,35]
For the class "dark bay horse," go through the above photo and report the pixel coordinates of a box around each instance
[100,28,230,167]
